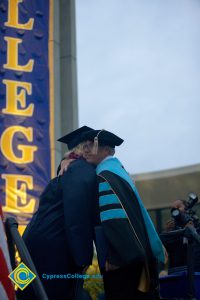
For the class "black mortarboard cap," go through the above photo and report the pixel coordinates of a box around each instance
[57,126,93,150]
[81,129,124,148]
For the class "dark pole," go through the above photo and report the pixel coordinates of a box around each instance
[5,217,49,300]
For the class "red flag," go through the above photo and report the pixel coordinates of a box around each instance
[0,205,15,300]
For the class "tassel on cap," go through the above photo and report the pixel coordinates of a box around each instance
[92,129,104,155]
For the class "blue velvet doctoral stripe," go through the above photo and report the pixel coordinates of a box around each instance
[99,194,119,206]
[99,182,111,193]
[96,157,165,263]
[100,209,127,222]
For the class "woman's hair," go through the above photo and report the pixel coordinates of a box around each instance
[64,143,84,158]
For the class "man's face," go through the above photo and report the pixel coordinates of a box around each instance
[83,141,108,165]
[172,200,186,213]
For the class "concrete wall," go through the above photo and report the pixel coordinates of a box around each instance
[133,164,200,209]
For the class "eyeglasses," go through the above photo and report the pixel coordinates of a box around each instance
[82,142,94,151]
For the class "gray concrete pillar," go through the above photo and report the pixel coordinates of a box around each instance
[60,0,79,154]
[52,0,79,174]
[52,0,61,175]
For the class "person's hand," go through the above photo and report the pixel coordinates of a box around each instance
[58,158,75,176]
[184,220,194,228]
[159,270,168,277]
[105,261,120,271]
[164,219,175,232]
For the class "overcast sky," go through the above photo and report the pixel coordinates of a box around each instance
[76,0,200,174]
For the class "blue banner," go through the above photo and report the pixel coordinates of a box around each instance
[0,0,54,228]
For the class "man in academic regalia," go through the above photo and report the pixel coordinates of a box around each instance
[79,129,166,300]
[19,126,98,300]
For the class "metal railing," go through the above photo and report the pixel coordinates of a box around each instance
[5,217,49,300]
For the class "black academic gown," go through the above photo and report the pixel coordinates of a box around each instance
[21,158,98,300]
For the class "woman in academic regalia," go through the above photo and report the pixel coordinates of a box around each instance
[18,126,98,300]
